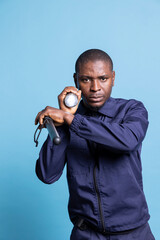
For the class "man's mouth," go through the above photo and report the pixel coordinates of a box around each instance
[88,95,104,102]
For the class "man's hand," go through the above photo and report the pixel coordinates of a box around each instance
[35,106,74,127]
[58,86,81,114]
[35,86,81,127]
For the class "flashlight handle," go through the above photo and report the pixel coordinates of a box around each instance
[44,117,61,145]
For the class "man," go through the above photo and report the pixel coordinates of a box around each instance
[35,49,155,239]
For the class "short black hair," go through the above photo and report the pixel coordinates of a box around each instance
[75,49,113,73]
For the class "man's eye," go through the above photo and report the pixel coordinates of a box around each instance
[101,77,107,81]
[81,78,90,82]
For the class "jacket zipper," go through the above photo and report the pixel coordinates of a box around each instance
[93,162,106,233]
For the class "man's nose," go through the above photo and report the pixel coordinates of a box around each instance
[90,79,101,92]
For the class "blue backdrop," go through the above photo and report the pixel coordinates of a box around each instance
[0,0,159,239]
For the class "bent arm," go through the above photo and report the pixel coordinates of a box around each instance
[36,125,69,184]
[70,101,149,153]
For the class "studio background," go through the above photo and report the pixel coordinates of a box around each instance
[0,0,159,239]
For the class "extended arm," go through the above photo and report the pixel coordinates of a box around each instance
[70,101,149,153]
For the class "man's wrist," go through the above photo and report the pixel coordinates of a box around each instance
[64,112,74,126]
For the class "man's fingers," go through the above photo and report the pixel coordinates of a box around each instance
[58,86,79,100]
[35,109,47,125]
[35,111,42,125]
[58,87,80,110]
[63,86,79,94]
[54,122,63,127]
[77,90,82,102]
[38,124,44,129]
[39,113,45,125]
[35,107,62,126]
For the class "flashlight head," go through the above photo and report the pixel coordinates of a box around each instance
[64,93,78,108]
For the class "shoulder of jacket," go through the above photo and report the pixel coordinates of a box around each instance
[112,97,146,108]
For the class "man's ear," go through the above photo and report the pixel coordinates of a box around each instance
[73,73,79,89]
[112,71,115,86]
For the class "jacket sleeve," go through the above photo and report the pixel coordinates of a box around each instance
[35,125,69,184]
[69,101,149,153]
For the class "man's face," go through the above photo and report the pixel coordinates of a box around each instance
[74,60,115,109]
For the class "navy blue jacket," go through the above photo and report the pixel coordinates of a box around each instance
[36,97,150,232]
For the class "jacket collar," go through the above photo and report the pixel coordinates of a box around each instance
[77,97,116,117]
